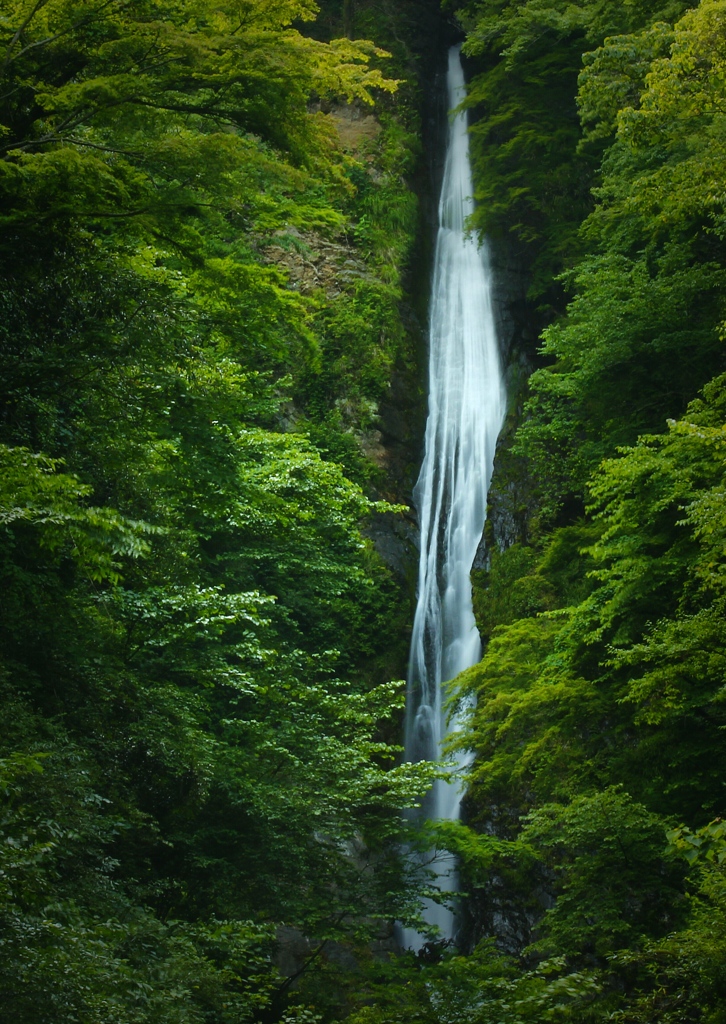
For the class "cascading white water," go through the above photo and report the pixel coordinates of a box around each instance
[402,45,505,948]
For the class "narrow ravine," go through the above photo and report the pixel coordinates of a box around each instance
[403,44,505,948]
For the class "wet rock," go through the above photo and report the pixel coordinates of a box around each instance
[363,510,419,584]
[473,238,540,569]
[274,925,313,978]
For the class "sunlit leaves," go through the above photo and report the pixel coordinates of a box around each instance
[578,22,674,149]
[0,444,157,581]
[0,0,426,1016]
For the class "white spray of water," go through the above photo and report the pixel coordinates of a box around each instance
[402,45,505,948]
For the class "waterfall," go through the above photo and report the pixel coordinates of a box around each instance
[402,45,505,948]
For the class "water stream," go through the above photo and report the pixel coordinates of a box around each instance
[402,45,505,948]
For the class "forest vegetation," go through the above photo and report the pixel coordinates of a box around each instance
[0,0,442,1018]
[1,0,726,1021]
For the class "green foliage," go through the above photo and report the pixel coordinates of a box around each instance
[460,374,726,820]
[341,939,604,1024]
[455,613,604,818]
[0,743,281,1023]
[416,3,726,1023]
[0,0,435,1019]
[471,525,599,640]
[516,0,726,518]
[523,789,686,958]
[667,819,726,866]
[443,350,726,1021]
[455,0,691,300]
[516,246,726,520]
[9,0,726,1019]
[606,862,726,1022]
[463,31,594,301]
[472,544,552,639]
[577,23,675,150]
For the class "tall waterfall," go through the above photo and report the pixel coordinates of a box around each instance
[403,45,505,947]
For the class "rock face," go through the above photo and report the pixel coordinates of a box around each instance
[261,226,376,299]
[474,237,542,568]
[329,103,382,161]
